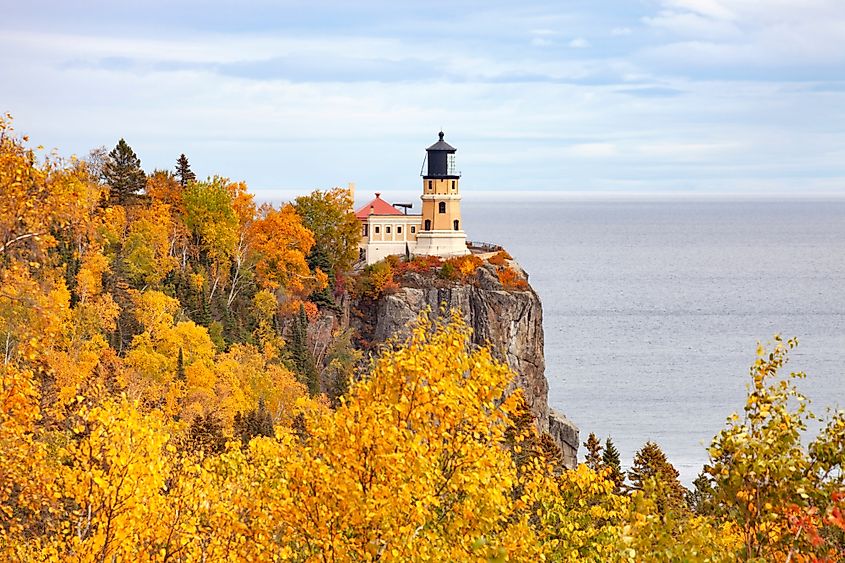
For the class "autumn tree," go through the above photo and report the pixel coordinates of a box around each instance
[707,336,845,560]
[248,203,319,297]
[628,441,687,513]
[103,138,146,204]
[293,187,360,280]
[583,432,603,470]
[175,153,196,187]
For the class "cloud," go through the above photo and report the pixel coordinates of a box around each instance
[0,2,844,195]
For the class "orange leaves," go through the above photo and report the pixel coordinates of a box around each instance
[356,259,398,298]
[497,265,529,290]
[487,249,512,266]
[248,203,315,294]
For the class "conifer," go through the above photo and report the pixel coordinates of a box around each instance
[602,436,625,492]
[628,441,687,512]
[175,153,196,187]
[176,347,186,381]
[583,432,603,470]
[103,138,146,204]
[289,303,319,396]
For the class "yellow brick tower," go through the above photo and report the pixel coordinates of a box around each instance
[415,131,469,257]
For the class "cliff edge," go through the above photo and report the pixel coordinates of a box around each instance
[350,256,579,467]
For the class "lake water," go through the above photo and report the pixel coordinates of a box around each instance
[462,198,845,484]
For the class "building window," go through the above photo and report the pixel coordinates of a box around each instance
[428,180,432,190]
[453,219,460,230]
[438,202,446,214]
[451,180,456,190]
[411,226,416,233]
[397,226,402,234]
[375,226,380,234]
[362,224,368,237]
[424,219,431,230]
[386,226,391,234]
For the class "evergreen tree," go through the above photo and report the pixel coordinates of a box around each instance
[306,246,336,309]
[628,441,687,512]
[234,398,275,446]
[289,303,318,396]
[602,436,625,492]
[583,432,603,470]
[103,138,146,204]
[687,471,715,514]
[176,347,186,381]
[175,153,196,187]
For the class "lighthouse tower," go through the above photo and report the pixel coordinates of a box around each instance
[414,131,470,258]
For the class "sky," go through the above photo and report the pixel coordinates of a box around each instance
[2,0,845,200]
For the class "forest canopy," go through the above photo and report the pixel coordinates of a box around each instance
[1,116,843,561]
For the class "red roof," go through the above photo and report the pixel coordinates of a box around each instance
[355,193,404,219]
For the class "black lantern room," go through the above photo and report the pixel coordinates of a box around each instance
[422,131,459,179]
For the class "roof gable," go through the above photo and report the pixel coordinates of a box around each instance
[355,193,405,219]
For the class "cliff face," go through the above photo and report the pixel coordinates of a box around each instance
[351,262,579,467]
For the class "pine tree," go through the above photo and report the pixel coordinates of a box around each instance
[176,347,186,381]
[687,471,715,514]
[583,432,603,470]
[628,441,687,512]
[289,303,319,396]
[103,138,146,204]
[602,436,624,492]
[175,153,196,187]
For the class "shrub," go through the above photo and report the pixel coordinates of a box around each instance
[497,266,528,290]
[488,250,512,266]
[438,261,459,281]
[358,260,397,298]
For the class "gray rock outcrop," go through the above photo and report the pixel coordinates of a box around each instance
[352,262,579,467]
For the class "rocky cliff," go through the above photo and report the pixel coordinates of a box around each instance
[350,259,579,468]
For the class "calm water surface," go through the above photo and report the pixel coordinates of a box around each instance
[462,199,845,483]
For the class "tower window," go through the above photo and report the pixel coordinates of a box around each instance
[386,226,391,234]
[451,181,455,190]
[438,202,446,214]
[424,219,431,230]
[375,226,380,234]
[454,219,460,230]
[428,180,432,190]
[397,226,402,234]
[411,226,416,233]
[363,225,368,237]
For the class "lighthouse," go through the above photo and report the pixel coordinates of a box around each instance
[414,131,470,258]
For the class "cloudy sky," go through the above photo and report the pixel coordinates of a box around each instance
[3,0,845,199]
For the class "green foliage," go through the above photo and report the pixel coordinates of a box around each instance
[293,187,360,280]
[289,302,318,395]
[183,177,238,264]
[321,328,362,407]
[602,437,625,492]
[103,138,146,204]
